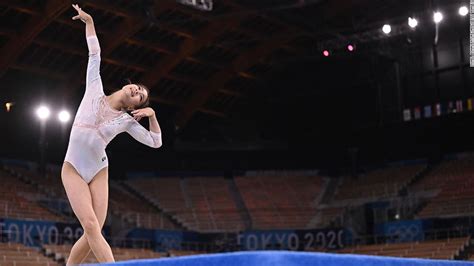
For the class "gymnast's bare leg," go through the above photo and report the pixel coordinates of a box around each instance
[62,162,114,265]
[62,162,114,264]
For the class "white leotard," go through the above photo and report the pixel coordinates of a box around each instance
[64,35,162,183]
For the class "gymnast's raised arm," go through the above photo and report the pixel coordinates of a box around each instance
[72,4,96,37]
[72,4,103,96]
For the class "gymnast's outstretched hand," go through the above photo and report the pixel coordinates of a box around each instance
[131,107,155,122]
[72,4,92,23]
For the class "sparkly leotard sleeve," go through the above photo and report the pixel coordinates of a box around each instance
[64,35,162,183]
[126,119,163,148]
[85,35,103,97]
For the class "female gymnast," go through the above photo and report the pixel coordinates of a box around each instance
[61,4,162,264]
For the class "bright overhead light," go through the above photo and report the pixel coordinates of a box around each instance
[323,50,330,57]
[36,106,50,120]
[408,17,418,28]
[382,24,391,34]
[58,110,71,123]
[459,6,468,16]
[434,11,443,23]
[5,102,14,112]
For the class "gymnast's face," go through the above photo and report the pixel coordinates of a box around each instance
[122,84,149,110]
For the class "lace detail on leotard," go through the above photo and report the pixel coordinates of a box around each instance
[93,95,125,125]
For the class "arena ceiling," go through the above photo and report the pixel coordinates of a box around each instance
[0,0,470,161]
[0,0,401,128]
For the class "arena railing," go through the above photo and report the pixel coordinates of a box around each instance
[0,230,154,250]
[348,227,471,247]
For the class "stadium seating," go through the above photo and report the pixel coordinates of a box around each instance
[126,173,326,231]
[0,242,60,266]
[314,206,345,227]
[234,174,325,229]
[333,236,470,260]
[126,176,246,232]
[334,164,425,202]
[0,169,64,222]
[3,164,176,230]
[309,164,425,228]
[3,159,473,263]
[168,249,207,257]
[414,156,474,218]
[109,182,177,230]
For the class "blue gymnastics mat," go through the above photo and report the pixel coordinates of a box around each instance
[87,251,474,266]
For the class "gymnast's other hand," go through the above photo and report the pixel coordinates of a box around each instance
[131,107,155,122]
[72,4,93,23]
